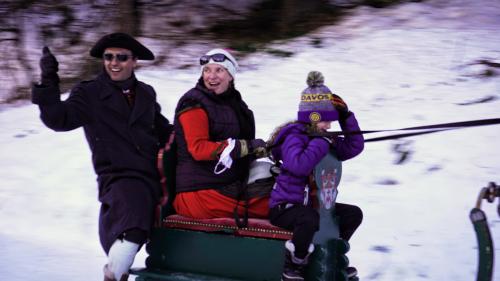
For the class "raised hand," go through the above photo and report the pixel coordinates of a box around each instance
[331,94,350,121]
[40,46,60,86]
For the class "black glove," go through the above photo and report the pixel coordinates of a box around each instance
[230,139,267,159]
[40,46,60,87]
[248,138,268,158]
[332,94,350,121]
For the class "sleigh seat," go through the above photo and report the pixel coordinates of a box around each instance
[163,214,293,240]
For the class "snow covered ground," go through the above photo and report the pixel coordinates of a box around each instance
[1,0,499,280]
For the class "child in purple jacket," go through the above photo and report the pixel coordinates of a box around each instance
[269,71,364,281]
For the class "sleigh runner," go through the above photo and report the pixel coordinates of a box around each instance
[131,143,357,281]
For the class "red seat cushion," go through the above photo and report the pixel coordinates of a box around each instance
[163,214,292,240]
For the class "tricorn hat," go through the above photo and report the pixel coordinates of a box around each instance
[90,32,154,60]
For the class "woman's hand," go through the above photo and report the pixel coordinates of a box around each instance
[248,138,268,158]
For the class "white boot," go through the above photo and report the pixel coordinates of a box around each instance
[106,239,139,281]
[282,240,314,281]
[103,264,129,281]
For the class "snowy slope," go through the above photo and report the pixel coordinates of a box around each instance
[1,0,499,280]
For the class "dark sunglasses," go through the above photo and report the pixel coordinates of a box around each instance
[199,53,230,66]
[103,53,132,62]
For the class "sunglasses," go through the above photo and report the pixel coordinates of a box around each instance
[103,53,132,62]
[199,53,231,66]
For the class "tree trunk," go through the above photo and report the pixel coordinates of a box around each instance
[115,0,141,36]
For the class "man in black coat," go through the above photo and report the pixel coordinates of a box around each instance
[31,33,173,281]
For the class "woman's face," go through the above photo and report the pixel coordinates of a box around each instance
[316,121,332,132]
[202,64,233,94]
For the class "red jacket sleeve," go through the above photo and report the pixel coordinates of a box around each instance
[178,107,228,161]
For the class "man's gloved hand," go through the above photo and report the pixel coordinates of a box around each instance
[248,138,268,158]
[40,46,60,87]
[332,94,351,121]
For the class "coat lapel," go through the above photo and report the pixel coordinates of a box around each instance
[129,83,154,125]
[97,74,132,119]
[100,83,132,119]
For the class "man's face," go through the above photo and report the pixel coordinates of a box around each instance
[103,47,136,81]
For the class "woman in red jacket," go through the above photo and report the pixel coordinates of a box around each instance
[172,48,269,220]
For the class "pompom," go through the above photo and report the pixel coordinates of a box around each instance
[306,71,324,87]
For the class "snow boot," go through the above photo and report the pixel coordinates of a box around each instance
[104,239,139,281]
[281,240,314,281]
[103,264,129,281]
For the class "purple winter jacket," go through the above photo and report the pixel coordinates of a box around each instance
[269,113,364,208]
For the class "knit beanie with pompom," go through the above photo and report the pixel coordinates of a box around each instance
[297,71,339,123]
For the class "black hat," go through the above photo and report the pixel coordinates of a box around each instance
[90,32,154,60]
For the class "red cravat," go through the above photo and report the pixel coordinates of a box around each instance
[123,89,135,107]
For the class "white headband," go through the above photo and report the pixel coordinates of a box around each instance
[200,48,238,78]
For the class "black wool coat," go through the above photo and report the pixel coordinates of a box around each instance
[32,72,172,253]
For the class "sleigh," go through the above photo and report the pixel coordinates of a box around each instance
[131,144,358,281]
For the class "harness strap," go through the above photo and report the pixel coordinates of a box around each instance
[233,180,249,228]
[307,117,500,142]
[365,128,452,142]
[155,132,175,227]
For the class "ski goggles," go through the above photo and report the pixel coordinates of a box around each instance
[199,53,232,66]
[103,53,132,62]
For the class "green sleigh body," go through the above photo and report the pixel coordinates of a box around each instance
[131,147,357,281]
